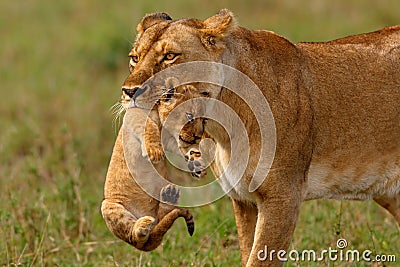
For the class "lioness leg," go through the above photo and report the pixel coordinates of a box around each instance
[374,195,400,227]
[232,199,257,266]
[245,169,303,267]
[247,197,301,267]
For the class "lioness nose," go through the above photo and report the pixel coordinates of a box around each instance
[122,87,139,98]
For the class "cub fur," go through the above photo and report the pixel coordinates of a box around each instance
[101,83,207,251]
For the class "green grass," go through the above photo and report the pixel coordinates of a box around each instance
[1,0,399,266]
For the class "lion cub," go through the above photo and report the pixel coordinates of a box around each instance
[156,82,210,179]
[101,81,207,251]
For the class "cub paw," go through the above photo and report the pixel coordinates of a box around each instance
[134,216,157,243]
[160,184,180,205]
[184,148,207,179]
[142,142,165,163]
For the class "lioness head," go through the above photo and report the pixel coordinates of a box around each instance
[121,9,236,109]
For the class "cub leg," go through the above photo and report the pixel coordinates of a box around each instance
[141,208,194,251]
[232,199,257,266]
[101,186,195,252]
[101,199,156,249]
[374,194,400,227]
[143,117,164,163]
[124,108,164,163]
[157,184,195,236]
[184,147,207,179]
[137,185,195,251]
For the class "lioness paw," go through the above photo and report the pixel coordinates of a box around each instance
[160,184,180,205]
[134,216,157,243]
[185,148,207,179]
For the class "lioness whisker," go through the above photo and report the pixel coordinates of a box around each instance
[110,101,125,131]
[110,102,123,114]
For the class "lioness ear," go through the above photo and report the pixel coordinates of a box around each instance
[200,9,236,48]
[137,12,173,34]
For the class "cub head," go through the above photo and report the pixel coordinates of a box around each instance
[156,78,210,146]
[121,9,236,109]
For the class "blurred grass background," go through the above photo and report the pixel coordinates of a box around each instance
[1,0,399,266]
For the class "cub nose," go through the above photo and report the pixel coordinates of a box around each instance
[122,87,139,98]
[186,113,194,122]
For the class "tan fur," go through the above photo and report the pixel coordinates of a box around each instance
[157,83,208,151]
[101,122,194,251]
[117,9,400,266]
[156,85,210,178]
[101,83,207,251]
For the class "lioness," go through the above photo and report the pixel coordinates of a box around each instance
[118,10,400,266]
[101,82,207,251]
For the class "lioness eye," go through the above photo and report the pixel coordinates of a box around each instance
[164,52,176,61]
[130,55,139,64]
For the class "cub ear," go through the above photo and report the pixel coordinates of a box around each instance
[200,9,236,48]
[165,77,180,90]
[137,12,172,34]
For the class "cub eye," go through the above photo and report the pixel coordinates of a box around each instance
[200,91,211,97]
[163,52,177,61]
[160,93,173,102]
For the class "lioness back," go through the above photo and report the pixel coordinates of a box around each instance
[298,26,400,200]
